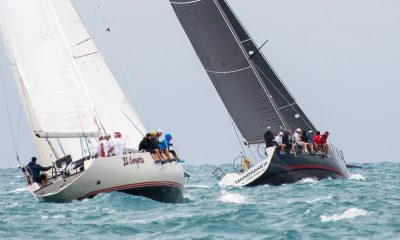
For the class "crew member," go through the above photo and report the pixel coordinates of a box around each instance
[264,126,274,148]
[25,157,52,186]
[159,133,179,160]
[104,134,114,156]
[113,132,124,156]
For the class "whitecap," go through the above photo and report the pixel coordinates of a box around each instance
[297,178,318,184]
[186,184,210,189]
[320,208,369,222]
[306,195,332,204]
[10,187,27,193]
[217,190,246,204]
[349,174,366,181]
[41,215,65,219]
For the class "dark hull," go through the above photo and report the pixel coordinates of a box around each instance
[120,185,184,204]
[247,148,350,186]
[84,182,184,204]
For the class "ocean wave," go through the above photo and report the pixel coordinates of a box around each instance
[217,190,246,204]
[10,187,27,193]
[306,195,332,204]
[186,184,210,189]
[297,178,318,184]
[349,174,366,181]
[41,215,66,219]
[320,208,369,222]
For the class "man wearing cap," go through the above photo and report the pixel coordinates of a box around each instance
[294,128,309,154]
[264,126,274,148]
[25,157,52,186]
[320,131,330,156]
[113,132,124,156]
[274,132,286,154]
[104,134,114,156]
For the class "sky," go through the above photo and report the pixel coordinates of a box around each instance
[0,0,399,168]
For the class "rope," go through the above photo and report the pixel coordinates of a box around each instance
[0,66,19,162]
[229,115,246,155]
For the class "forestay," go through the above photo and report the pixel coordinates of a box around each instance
[170,0,286,143]
[0,0,146,165]
[217,0,317,133]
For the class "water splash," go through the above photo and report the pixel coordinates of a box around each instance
[217,190,246,204]
[320,208,369,222]
[349,174,366,181]
[306,195,332,204]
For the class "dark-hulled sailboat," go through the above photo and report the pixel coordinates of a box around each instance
[169,0,349,186]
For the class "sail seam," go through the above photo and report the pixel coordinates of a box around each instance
[171,0,203,5]
[213,0,288,131]
[205,66,251,74]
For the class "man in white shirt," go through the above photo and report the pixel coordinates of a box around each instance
[112,132,124,156]
[274,132,286,154]
[104,134,114,156]
[294,128,309,154]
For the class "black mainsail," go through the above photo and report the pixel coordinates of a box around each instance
[170,0,317,144]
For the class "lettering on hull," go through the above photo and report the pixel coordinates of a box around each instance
[123,156,144,167]
[235,161,269,185]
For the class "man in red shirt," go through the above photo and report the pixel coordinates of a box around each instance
[320,131,330,156]
[313,131,322,154]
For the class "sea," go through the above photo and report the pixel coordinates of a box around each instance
[0,162,399,240]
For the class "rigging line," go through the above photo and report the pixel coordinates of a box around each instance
[182,2,248,154]
[0,66,18,157]
[46,0,106,135]
[248,39,268,60]
[69,27,111,49]
[0,5,37,132]
[253,61,316,131]
[214,0,289,130]
[229,115,246,155]
[222,0,298,103]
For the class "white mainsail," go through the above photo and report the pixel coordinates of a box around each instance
[0,0,146,166]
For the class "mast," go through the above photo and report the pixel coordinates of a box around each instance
[0,0,147,164]
[170,0,317,145]
[170,0,285,143]
[217,0,317,133]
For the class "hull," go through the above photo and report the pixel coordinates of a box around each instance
[220,146,349,187]
[28,153,185,203]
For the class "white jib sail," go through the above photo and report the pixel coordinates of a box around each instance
[0,0,146,166]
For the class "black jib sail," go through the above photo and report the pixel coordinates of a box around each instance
[170,0,316,143]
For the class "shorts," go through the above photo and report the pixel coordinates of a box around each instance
[33,174,46,183]
[297,141,306,147]
[285,143,293,148]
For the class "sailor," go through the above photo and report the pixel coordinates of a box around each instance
[313,131,323,154]
[320,131,330,156]
[306,130,316,152]
[274,132,286,154]
[294,128,309,154]
[139,133,163,162]
[113,132,124,156]
[282,130,297,156]
[150,131,166,161]
[263,126,274,148]
[25,157,52,186]
[159,133,179,160]
[99,136,109,157]
[303,130,315,154]
[104,134,114,156]
[156,129,164,141]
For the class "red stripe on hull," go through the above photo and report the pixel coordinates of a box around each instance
[287,165,344,176]
[86,181,183,197]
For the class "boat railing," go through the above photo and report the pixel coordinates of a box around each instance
[329,143,346,162]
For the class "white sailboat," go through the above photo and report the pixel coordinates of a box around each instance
[0,0,185,203]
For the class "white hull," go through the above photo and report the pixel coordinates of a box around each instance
[28,153,185,203]
[219,147,275,187]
